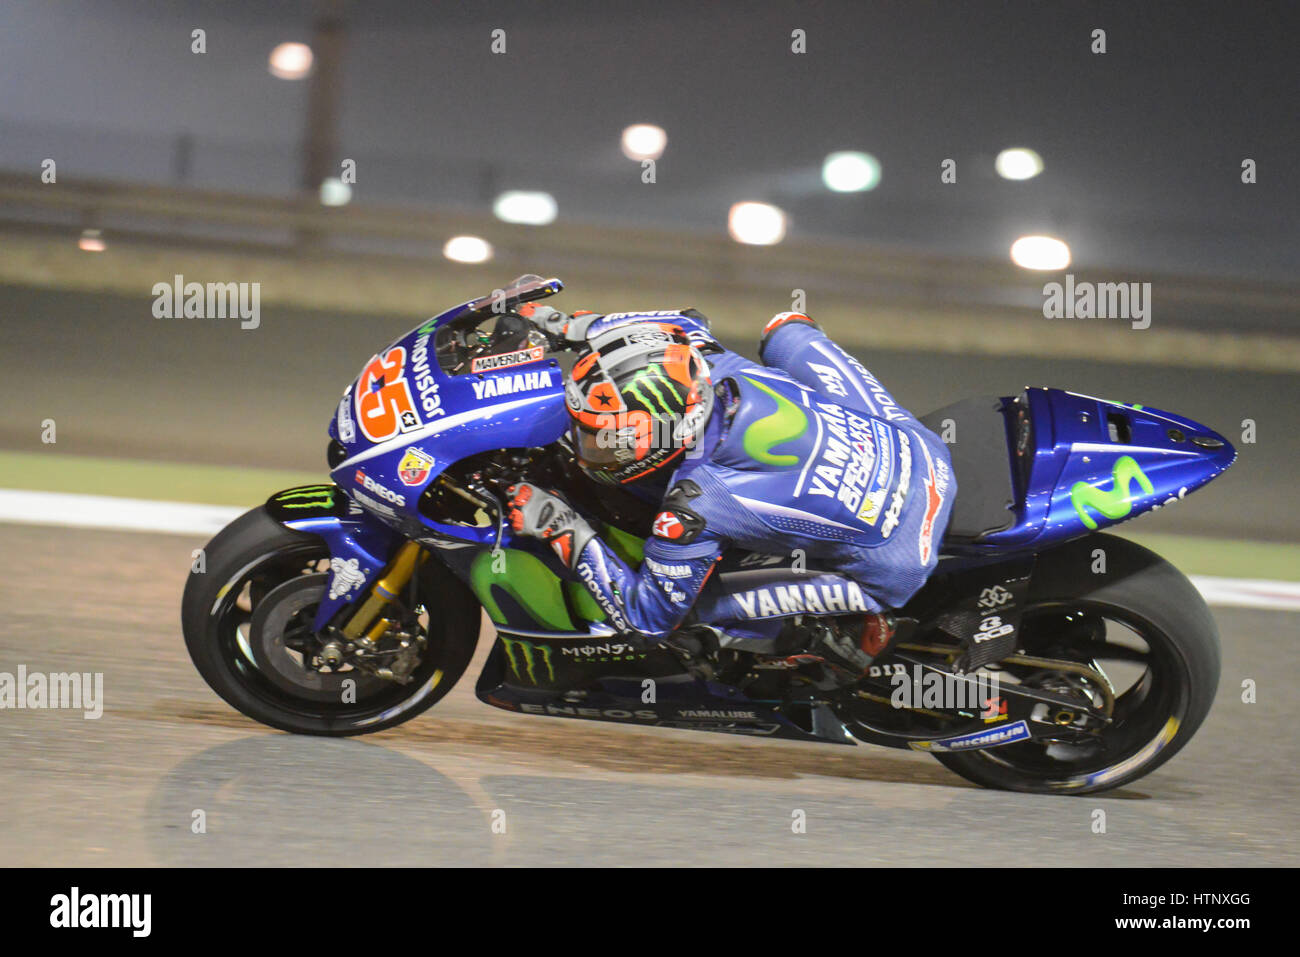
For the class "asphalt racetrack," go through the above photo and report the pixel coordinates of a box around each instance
[1,520,1296,867]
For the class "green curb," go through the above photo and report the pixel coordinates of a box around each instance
[0,451,324,507]
[1118,532,1300,583]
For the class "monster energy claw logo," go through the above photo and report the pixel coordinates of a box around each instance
[622,362,684,415]
[1069,455,1155,529]
[274,485,336,509]
[500,636,556,685]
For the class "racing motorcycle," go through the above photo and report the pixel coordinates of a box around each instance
[181,275,1235,794]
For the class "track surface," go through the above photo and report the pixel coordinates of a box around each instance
[1,522,1296,867]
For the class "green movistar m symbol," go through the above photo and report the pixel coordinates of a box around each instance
[741,376,808,467]
[1069,455,1155,529]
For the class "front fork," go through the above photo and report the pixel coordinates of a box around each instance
[265,485,426,638]
[337,541,424,642]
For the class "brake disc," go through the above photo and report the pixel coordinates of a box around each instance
[248,574,388,703]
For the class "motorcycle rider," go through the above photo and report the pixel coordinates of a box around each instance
[504,303,956,676]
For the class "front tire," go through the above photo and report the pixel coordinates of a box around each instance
[932,534,1220,794]
[181,506,481,736]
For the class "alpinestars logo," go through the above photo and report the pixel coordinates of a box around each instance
[652,511,684,539]
[472,369,554,399]
[917,441,951,564]
[733,580,869,618]
[880,430,912,538]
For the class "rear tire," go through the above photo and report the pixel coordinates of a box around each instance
[932,534,1220,794]
[181,506,481,736]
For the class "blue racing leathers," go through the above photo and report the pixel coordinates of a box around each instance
[567,314,956,639]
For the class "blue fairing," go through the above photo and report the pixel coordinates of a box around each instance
[327,302,569,546]
[969,387,1236,552]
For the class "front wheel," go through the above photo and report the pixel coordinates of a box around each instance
[181,506,481,735]
[932,534,1220,794]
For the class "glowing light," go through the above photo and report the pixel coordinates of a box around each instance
[996,148,1044,181]
[1010,235,1071,270]
[269,42,313,80]
[728,202,787,245]
[78,228,105,252]
[319,178,352,206]
[443,235,494,264]
[821,151,881,192]
[621,124,667,161]
[492,190,558,225]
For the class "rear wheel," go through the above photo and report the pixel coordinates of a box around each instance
[932,535,1220,794]
[181,507,481,735]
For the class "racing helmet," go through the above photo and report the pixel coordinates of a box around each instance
[566,323,715,485]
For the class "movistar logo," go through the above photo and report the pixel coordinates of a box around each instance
[274,485,336,509]
[622,362,684,415]
[1070,455,1155,529]
[500,636,556,685]
[741,376,808,467]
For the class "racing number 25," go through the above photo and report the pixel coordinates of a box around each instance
[355,347,418,442]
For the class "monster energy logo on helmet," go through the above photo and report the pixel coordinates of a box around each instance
[621,362,686,416]
[572,323,715,485]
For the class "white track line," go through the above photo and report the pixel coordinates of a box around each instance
[0,489,243,536]
[2,488,1299,611]
[1187,576,1300,611]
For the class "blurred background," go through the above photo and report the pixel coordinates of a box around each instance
[2,0,1297,546]
[0,1,1298,866]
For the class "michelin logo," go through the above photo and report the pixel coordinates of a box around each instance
[328,557,367,600]
[909,720,1031,753]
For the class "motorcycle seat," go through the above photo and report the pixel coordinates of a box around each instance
[918,396,1018,543]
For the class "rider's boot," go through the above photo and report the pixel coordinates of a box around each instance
[806,612,905,676]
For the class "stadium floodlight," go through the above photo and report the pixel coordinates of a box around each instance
[996,147,1044,181]
[269,42,313,80]
[621,124,668,161]
[821,151,881,192]
[728,202,787,245]
[443,236,494,264]
[493,190,558,225]
[319,178,352,206]
[1010,235,1071,270]
[78,228,105,252]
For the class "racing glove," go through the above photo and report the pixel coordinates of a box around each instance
[505,483,595,569]
[516,303,569,337]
